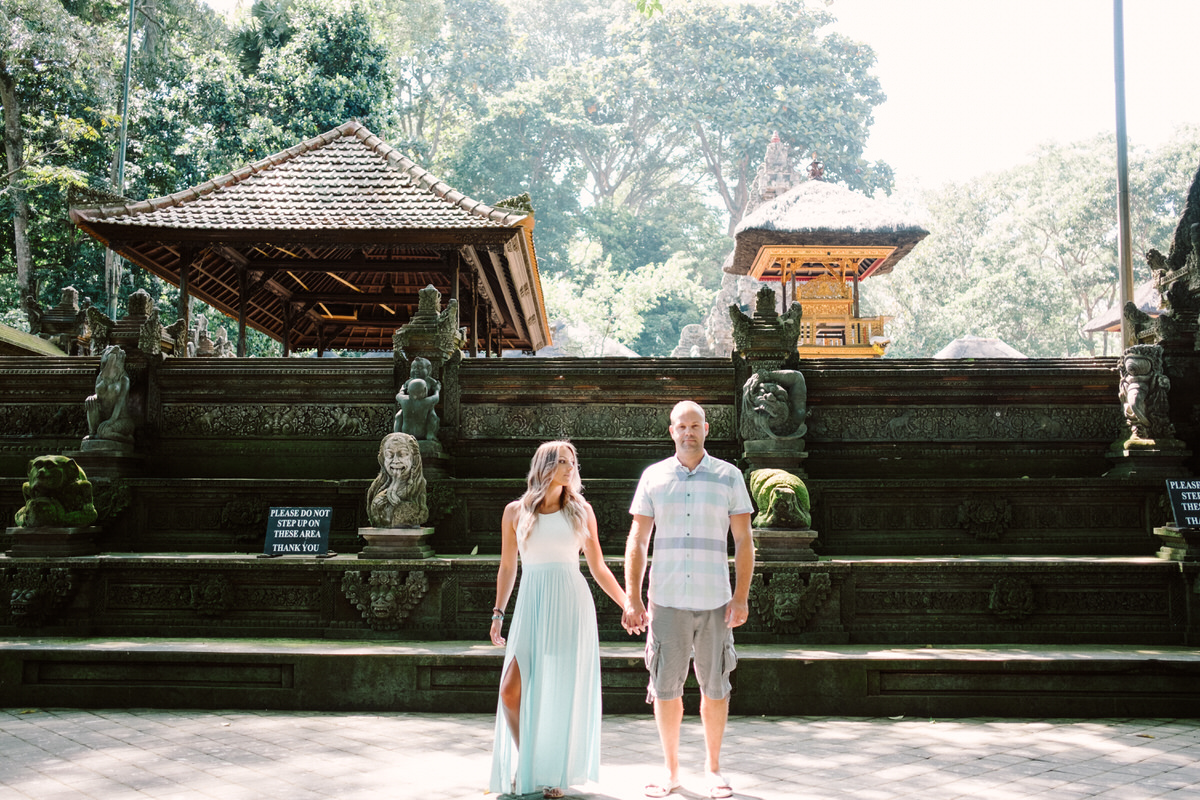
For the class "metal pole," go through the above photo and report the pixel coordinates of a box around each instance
[108,0,136,318]
[1114,0,1136,349]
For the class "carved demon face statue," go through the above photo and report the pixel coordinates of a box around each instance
[770,573,804,623]
[382,436,417,488]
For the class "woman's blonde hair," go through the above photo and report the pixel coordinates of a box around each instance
[515,440,589,550]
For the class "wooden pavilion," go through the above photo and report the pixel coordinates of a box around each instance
[729,179,928,358]
[69,121,551,356]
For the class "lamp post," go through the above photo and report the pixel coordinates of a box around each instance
[1114,0,1136,350]
[107,0,137,318]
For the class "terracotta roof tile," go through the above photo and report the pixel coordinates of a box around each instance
[73,121,526,231]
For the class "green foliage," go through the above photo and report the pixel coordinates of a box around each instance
[863,128,1200,358]
[541,248,710,356]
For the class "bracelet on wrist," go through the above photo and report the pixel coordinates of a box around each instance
[491,613,504,621]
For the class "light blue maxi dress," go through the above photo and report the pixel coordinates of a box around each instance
[490,510,602,795]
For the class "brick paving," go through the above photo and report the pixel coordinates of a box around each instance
[2,710,1199,799]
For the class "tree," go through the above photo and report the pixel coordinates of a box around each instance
[0,0,116,328]
[863,130,1200,358]
[636,0,893,233]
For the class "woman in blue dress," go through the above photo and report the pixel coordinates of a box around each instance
[489,441,629,798]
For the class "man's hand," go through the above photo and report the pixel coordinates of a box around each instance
[725,598,749,628]
[622,599,648,635]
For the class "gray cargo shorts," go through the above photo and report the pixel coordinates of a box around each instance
[644,602,737,703]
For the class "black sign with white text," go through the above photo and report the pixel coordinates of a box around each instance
[1165,480,1200,530]
[262,507,333,556]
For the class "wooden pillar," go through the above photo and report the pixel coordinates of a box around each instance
[177,246,193,357]
[236,267,248,357]
[852,273,861,345]
[281,301,292,357]
[485,315,492,357]
[452,252,461,304]
[470,279,479,358]
[316,325,325,358]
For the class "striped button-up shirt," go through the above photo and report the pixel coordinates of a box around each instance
[629,452,753,611]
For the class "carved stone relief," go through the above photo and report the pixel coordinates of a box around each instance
[341,570,428,630]
[749,571,832,634]
[2,567,75,626]
[459,404,735,440]
[190,575,235,618]
[806,405,1123,442]
[0,405,87,437]
[957,498,1013,540]
[161,404,392,438]
[988,577,1036,620]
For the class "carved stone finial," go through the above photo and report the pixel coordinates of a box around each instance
[729,286,802,367]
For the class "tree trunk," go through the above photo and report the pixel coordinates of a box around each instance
[1,70,35,327]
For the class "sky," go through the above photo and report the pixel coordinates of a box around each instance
[201,0,1200,189]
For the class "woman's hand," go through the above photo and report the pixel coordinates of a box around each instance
[489,618,505,646]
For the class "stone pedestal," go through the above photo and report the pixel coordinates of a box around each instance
[1104,445,1192,479]
[6,526,102,557]
[753,527,818,562]
[1154,525,1200,562]
[65,449,147,479]
[743,438,808,477]
[417,441,450,479]
[358,527,436,559]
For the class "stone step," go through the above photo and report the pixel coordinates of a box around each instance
[4,638,1200,718]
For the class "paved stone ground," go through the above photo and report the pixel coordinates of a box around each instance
[2,709,1199,800]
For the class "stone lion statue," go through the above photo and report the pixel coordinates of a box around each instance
[85,344,136,445]
[741,370,807,440]
[366,433,429,528]
[14,455,98,528]
[748,468,811,529]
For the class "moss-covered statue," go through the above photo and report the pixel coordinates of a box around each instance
[748,468,810,529]
[366,433,429,528]
[14,455,98,528]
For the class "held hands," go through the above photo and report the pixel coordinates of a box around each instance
[489,618,505,647]
[725,598,749,629]
[622,599,648,635]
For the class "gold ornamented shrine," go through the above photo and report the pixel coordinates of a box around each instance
[730,174,928,359]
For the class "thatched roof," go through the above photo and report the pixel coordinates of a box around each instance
[933,335,1028,359]
[1082,281,1163,333]
[729,181,929,280]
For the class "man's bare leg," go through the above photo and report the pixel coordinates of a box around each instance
[653,696,684,785]
[699,693,728,774]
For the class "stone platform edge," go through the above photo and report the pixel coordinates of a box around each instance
[3,638,1200,719]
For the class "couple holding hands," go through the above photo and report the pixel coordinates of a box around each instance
[489,401,755,799]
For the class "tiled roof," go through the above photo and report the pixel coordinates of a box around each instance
[71,121,527,231]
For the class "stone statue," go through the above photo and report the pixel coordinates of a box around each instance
[84,344,136,446]
[214,327,235,358]
[748,468,811,529]
[14,455,98,528]
[729,285,803,361]
[394,372,440,441]
[741,369,807,440]
[1119,344,1175,443]
[366,433,429,528]
[86,289,161,356]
